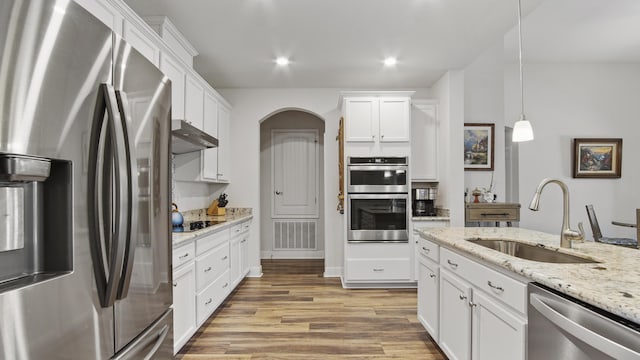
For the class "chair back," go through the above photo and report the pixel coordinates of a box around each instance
[585,204,603,241]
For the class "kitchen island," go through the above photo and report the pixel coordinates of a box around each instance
[418,226,640,324]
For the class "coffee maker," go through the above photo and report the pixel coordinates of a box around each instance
[413,187,437,216]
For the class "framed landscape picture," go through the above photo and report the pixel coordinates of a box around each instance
[464,123,495,171]
[573,138,622,178]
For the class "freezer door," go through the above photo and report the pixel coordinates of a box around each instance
[112,309,174,360]
[112,36,173,352]
[0,0,115,358]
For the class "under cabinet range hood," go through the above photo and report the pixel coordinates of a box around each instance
[171,120,218,154]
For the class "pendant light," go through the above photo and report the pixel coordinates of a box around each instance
[512,0,534,142]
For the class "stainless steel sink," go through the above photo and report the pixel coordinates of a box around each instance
[465,238,600,264]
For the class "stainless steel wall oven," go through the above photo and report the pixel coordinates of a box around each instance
[347,157,409,243]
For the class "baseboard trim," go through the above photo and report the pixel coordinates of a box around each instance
[261,250,325,259]
[248,266,263,278]
[323,266,343,278]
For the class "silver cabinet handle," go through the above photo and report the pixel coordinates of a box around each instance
[179,253,189,259]
[459,294,467,301]
[422,247,430,253]
[373,268,384,272]
[204,267,212,273]
[205,298,212,305]
[172,282,178,287]
[487,281,504,292]
[222,255,228,260]
[217,173,223,176]
[372,135,375,140]
[223,283,229,288]
[447,259,459,268]
[275,190,283,195]
[469,302,477,308]
[381,134,384,139]
[429,274,436,279]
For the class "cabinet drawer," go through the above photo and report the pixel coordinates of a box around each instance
[230,223,244,238]
[347,258,411,281]
[465,204,520,222]
[241,220,251,233]
[195,242,229,292]
[440,248,527,314]
[196,270,230,325]
[196,228,229,255]
[418,237,439,263]
[173,242,195,269]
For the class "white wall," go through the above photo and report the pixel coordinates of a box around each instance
[220,88,430,277]
[463,41,507,203]
[505,63,640,239]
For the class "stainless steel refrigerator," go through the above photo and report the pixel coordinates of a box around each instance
[0,0,173,358]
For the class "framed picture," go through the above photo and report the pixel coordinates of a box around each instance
[573,138,622,178]
[464,123,495,171]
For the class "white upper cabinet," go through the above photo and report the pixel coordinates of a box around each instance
[74,0,123,35]
[123,21,160,66]
[202,90,219,180]
[160,53,186,120]
[217,105,231,183]
[411,101,438,181]
[379,97,411,142]
[143,16,198,68]
[184,73,204,130]
[345,97,377,142]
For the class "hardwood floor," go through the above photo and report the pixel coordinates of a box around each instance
[178,259,446,359]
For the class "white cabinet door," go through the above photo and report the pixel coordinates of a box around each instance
[418,259,439,341]
[74,0,123,34]
[440,270,472,360]
[345,98,377,142]
[411,103,438,181]
[184,74,204,130]
[217,105,231,182]
[123,22,160,66]
[160,53,186,120]
[472,291,526,360]
[379,97,410,142]
[172,262,196,354]
[202,91,219,180]
[230,235,241,287]
[240,231,249,277]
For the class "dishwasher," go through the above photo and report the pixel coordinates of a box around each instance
[528,283,640,359]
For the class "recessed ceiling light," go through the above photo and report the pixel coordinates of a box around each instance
[275,57,289,66]
[383,57,397,67]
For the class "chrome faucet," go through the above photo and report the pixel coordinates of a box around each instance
[529,178,585,248]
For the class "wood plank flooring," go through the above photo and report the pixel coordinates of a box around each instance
[178,259,447,359]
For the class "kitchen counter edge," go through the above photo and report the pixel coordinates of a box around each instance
[172,214,254,247]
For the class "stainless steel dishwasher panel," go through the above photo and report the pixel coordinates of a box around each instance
[528,283,640,360]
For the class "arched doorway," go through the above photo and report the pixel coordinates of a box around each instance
[259,109,326,265]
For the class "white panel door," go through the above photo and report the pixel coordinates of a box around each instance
[379,97,410,142]
[411,103,438,180]
[217,105,231,182]
[418,259,439,341]
[172,262,196,354]
[272,130,318,217]
[184,74,204,130]
[123,22,159,66]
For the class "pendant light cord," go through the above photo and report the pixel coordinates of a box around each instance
[518,0,525,117]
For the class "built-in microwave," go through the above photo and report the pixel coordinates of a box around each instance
[347,157,408,193]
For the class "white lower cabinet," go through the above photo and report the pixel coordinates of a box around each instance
[440,270,472,360]
[344,243,412,285]
[171,219,253,354]
[417,237,527,360]
[172,261,196,354]
[417,257,439,341]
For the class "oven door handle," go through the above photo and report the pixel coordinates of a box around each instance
[530,293,640,358]
[347,165,407,171]
[347,193,408,200]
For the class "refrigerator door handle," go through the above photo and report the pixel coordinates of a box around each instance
[114,90,138,300]
[530,293,640,358]
[112,324,169,360]
[88,83,129,308]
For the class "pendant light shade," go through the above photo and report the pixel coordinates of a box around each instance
[512,0,534,143]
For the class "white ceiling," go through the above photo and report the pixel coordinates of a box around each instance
[124,0,640,89]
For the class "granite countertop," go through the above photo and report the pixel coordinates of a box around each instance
[412,216,451,222]
[417,226,640,325]
[172,213,253,247]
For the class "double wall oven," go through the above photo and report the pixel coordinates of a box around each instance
[347,157,409,243]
